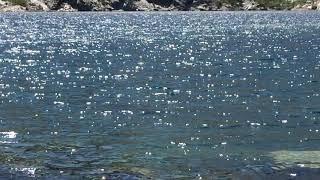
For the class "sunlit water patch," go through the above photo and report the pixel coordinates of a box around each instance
[0,131,17,144]
[0,11,320,179]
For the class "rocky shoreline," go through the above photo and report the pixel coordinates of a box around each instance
[0,0,320,12]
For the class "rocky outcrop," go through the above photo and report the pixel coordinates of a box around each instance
[242,0,257,10]
[57,2,76,11]
[27,0,49,11]
[124,0,156,11]
[315,0,320,10]
[0,0,26,11]
[76,0,108,11]
[302,3,313,9]
[0,4,26,11]
[190,0,219,11]
[1,0,320,12]
[292,0,320,10]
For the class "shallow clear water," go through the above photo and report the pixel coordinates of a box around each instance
[0,12,319,179]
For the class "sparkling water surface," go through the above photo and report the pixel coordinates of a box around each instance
[0,12,320,179]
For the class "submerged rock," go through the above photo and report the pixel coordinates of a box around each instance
[234,164,320,180]
[232,150,320,179]
[105,171,145,180]
[270,150,320,168]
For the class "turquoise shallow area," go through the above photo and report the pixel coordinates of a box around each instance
[0,12,320,179]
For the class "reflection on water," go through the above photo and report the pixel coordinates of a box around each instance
[0,131,17,144]
[0,12,320,179]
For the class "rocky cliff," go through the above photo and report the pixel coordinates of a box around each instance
[1,0,320,11]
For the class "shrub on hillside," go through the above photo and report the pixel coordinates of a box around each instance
[4,0,27,6]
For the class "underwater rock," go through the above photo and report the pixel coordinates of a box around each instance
[270,150,320,168]
[234,164,320,180]
[105,171,144,180]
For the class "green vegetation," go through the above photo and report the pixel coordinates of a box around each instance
[217,0,315,10]
[255,0,294,9]
[258,0,318,9]
[4,0,27,6]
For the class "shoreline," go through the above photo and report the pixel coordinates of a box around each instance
[0,8,319,12]
[1,0,320,12]
[0,9,319,12]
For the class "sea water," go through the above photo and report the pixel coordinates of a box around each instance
[0,12,319,179]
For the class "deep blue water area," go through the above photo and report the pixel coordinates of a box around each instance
[0,12,320,179]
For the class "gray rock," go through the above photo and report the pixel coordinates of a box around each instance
[0,0,8,6]
[57,2,76,11]
[106,171,143,180]
[27,0,50,11]
[1,0,319,12]
[173,0,193,10]
[124,0,156,11]
[77,0,107,11]
[242,0,257,10]
[110,0,123,10]
[0,4,26,12]
[270,150,320,168]
[40,0,60,9]
[316,0,320,10]
[0,0,26,11]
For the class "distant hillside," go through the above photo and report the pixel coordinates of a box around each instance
[1,0,319,11]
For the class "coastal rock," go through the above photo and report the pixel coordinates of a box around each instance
[292,0,315,10]
[124,0,156,11]
[173,0,193,10]
[57,2,76,11]
[38,0,60,9]
[302,3,313,10]
[0,4,26,11]
[242,0,257,10]
[1,0,320,12]
[76,0,113,11]
[0,0,7,6]
[0,0,26,11]
[219,3,232,10]
[292,4,302,10]
[109,0,123,10]
[191,0,218,11]
[27,0,50,11]
[155,4,175,11]
[191,4,208,11]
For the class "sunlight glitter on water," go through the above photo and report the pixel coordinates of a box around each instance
[0,12,319,179]
[0,131,17,144]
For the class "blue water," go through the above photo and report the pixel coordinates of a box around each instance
[0,12,320,179]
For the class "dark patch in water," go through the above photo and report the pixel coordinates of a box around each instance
[234,165,320,180]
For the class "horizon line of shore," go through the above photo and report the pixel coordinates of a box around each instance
[1,0,320,12]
